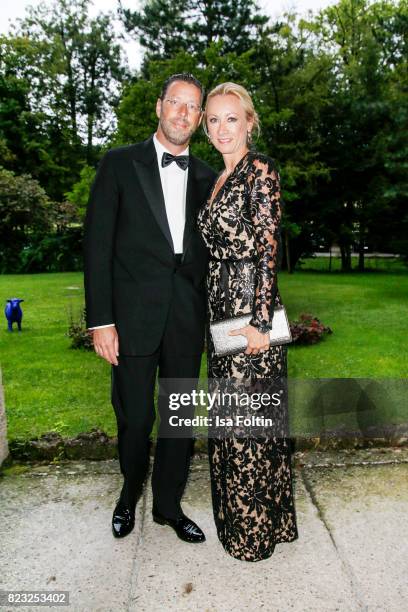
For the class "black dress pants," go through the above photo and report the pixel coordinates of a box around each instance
[111,329,202,520]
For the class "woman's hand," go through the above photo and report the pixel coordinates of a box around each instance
[229,324,270,355]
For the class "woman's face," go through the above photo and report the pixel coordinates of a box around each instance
[206,94,253,156]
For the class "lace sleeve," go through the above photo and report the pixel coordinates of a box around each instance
[248,156,282,334]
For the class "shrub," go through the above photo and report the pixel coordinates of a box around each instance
[67,306,94,350]
[65,165,96,219]
[20,227,83,272]
[0,167,52,272]
[290,313,332,345]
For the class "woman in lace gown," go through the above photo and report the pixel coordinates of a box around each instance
[197,83,298,562]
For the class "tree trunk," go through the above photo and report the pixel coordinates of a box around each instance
[358,221,365,271]
[340,244,346,270]
[59,26,78,142]
[340,244,351,272]
[285,229,292,274]
[86,57,97,164]
[86,115,94,165]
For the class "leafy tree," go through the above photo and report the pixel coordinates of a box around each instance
[316,0,407,270]
[120,0,268,63]
[15,0,127,163]
[0,36,61,192]
[65,165,96,219]
[0,168,52,272]
[115,43,257,165]
[0,166,84,272]
[19,199,83,272]
[238,15,334,271]
[2,0,403,273]
[110,0,408,272]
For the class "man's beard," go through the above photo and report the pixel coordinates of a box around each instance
[159,115,195,146]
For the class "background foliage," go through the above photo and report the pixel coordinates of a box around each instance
[0,0,406,273]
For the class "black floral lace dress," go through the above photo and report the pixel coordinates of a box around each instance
[197,151,298,562]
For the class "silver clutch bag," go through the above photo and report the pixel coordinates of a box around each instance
[209,306,292,357]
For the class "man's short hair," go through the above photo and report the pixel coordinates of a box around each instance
[160,73,204,105]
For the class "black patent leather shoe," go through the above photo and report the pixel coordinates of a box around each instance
[152,512,206,543]
[112,501,135,538]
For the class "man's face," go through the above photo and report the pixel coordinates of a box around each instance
[156,80,203,147]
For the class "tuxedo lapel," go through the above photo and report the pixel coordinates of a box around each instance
[182,157,200,260]
[132,137,174,253]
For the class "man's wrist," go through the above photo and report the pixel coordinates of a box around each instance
[88,323,115,330]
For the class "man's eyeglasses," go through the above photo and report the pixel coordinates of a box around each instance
[163,97,202,114]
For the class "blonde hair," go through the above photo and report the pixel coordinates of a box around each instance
[203,82,260,142]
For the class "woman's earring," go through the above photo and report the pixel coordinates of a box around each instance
[207,136,211,143]
[247,131,252,144]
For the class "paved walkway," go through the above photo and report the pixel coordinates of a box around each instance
[1,447,408,611]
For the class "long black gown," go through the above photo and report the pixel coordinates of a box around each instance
[197,151,299,561]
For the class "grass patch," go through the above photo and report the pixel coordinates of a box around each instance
[1,269,407,442]
[1,273,116,440]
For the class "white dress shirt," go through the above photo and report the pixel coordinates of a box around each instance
[90,133,189,330]
[153,133,189,254]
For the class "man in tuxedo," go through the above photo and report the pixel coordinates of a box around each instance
[84,73,216,542]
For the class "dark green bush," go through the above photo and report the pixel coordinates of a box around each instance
[67,306,93,350]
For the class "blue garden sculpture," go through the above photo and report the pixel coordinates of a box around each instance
[5,298,24,332]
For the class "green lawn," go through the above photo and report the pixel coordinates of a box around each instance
[1,273,114,441]
[1,264,407,441]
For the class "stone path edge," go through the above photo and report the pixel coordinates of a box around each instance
[3,426,408,465]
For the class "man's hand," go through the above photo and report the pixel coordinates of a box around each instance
[92,326,119,365]
[229,324,270,355]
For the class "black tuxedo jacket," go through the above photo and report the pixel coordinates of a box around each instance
[83,136,216,356]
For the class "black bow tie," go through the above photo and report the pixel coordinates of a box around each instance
[161,152,189,171]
